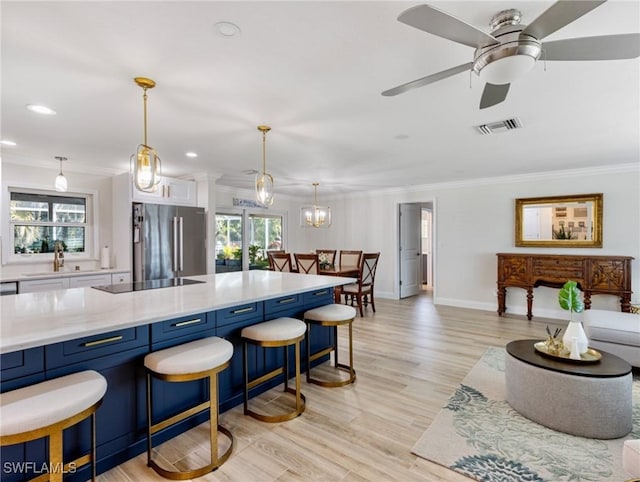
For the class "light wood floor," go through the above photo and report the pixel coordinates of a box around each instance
[99,290,565,482]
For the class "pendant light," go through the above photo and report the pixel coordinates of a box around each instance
[301,183,331,228]
[131,77,162,192]
[54,156,68,192]
[255,125,274,206]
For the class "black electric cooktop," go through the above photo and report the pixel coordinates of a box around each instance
[92,277,204,294]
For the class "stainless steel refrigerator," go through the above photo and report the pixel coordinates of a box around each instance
[133,203,206,282]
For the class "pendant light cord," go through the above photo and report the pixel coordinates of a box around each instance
[262,129,267,175]
[142,88,148,146]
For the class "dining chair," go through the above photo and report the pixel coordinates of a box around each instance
[270,252,295,272]
[339,250,363,268]
[266,250,285,270]
[316,249,337,267]
[294,253,320,274]
[342,252,380,317]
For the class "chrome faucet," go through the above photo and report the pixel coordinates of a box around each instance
[53,241,64,272]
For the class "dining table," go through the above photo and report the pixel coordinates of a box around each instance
[319,264,360,302]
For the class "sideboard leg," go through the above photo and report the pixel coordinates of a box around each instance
[497,287,506,316]
[621,295,631,313]
[526,288,533,321]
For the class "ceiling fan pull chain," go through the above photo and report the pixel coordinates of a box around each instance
[469,70,472,89]
[541,48,547,72]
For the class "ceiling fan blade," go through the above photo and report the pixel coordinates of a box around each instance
[398,4,498,49]
[542,34,640,60]
[522,0,607,41]
[480,83,510,110]
[382,62,473,97]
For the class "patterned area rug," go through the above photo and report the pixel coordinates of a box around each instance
[412,348,640,482]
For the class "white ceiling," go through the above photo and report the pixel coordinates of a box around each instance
[2,1,639,197]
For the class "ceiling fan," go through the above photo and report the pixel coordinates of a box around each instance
[382,1,640,109]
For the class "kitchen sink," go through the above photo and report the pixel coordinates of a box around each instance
[22,271,71,277]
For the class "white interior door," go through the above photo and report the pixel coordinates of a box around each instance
[399,203,421,298]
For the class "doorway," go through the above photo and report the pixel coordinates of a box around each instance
[399,201,435,299]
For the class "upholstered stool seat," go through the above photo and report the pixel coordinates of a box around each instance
[0,370,107,482]
[241,317,306,422]
[145,336,234,479]
[304,304,357,387]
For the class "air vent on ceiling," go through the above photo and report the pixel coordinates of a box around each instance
[475,117,523,135]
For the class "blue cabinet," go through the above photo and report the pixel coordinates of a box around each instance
[216,306,264,412]
[44,327,149,482]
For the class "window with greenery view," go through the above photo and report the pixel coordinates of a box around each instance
[10,191,87,255]
[215,211,283,271]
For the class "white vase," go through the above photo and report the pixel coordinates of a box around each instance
[563,320,588,354]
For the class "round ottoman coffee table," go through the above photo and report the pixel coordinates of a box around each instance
[505,339,632,439]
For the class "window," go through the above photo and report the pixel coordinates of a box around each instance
[215,209,284,272]
[8,189,94,261]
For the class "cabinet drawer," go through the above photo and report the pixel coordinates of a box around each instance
[151,312,213,344]
[46,327,149,369]
[303,288,333,306]
[69,274,112,288]
[264,294,303,316]
[217,302,263,327]
[19,278,70,293]
[1,347,44,382]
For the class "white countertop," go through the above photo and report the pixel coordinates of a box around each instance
[0,271,354,354]
[0,267,128,283]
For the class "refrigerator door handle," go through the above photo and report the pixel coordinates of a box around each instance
[179,216,184,271]
[173,216,179,272]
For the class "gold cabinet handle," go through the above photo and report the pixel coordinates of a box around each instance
[173,318,202,327]
[278,298,296,304]
[314,290,328,296]
[83,335,123,347]
[232,306,254,314]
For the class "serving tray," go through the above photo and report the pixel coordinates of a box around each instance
[534,341,602,363]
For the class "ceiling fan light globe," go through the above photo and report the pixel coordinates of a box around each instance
[478,55,536,85]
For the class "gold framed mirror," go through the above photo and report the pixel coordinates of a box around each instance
[515,193,603,248]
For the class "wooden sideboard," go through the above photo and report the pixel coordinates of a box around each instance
[497,253,634,320]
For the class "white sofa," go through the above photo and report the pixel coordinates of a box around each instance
[582,309,640,367]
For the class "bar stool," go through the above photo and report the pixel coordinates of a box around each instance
[145,336,234,479]
[0,370,107,482]
[241,317,306,422]
[304,304,357,387]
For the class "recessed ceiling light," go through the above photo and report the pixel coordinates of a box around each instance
[26,104,56,115]
[186,152,198,158]
[0,140,17,146]
[243,169,258,175]
[214,21,241,38]
[395,134,409,140]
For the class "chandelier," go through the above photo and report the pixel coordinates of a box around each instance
[301,183,331,228]
[131,77,162,192]
[255,125,274,206]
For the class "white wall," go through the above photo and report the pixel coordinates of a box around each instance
[319,164,640,319]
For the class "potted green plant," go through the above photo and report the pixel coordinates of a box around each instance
[558,280,588,356]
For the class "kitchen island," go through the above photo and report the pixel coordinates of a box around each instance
[1,271,354,481]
